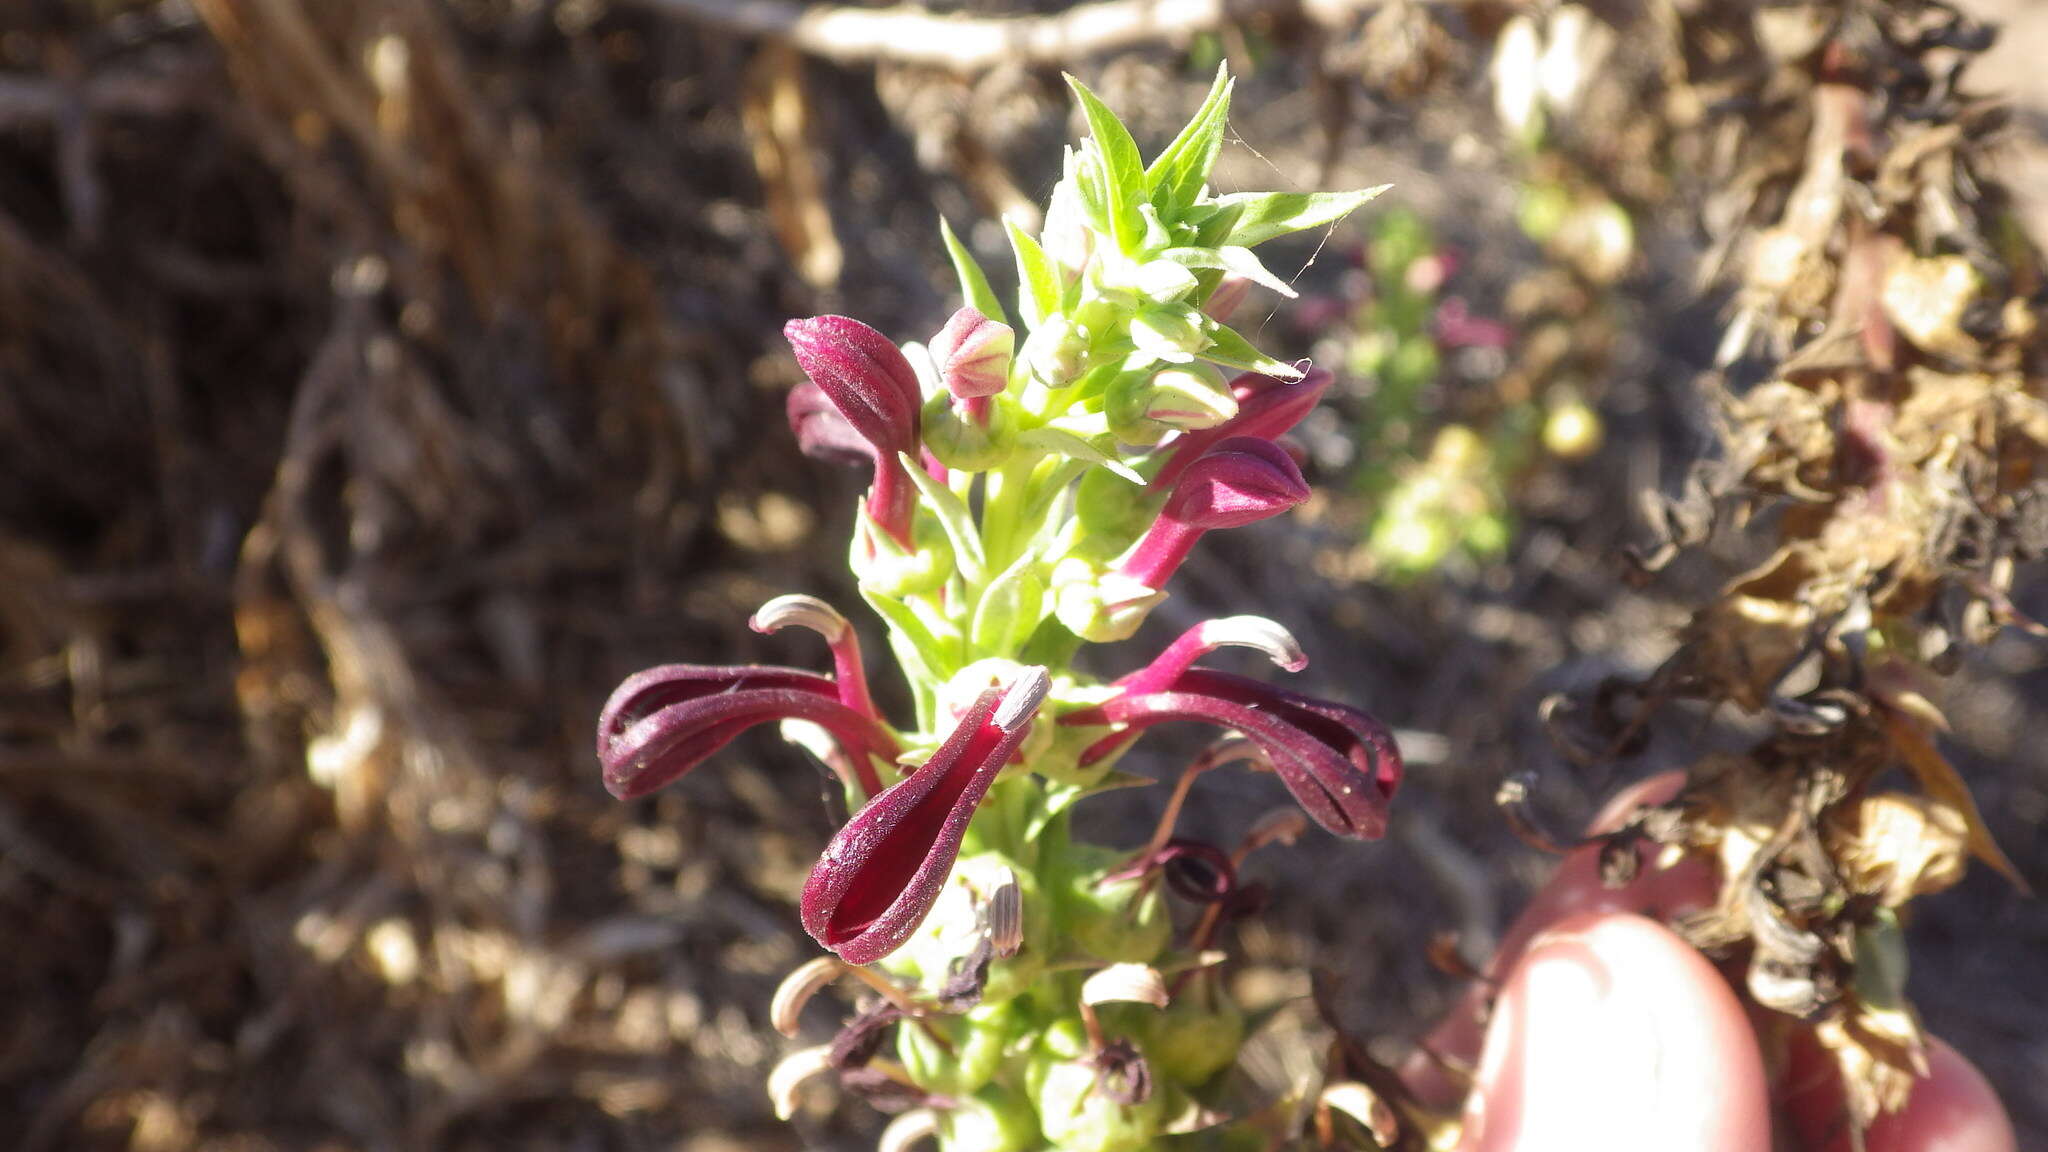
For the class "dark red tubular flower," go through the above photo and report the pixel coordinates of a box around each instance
[801,667,1050,965]
[787,381,876,469]
[597,664,897,801]
[1149,366,1330,492]
[1119,436,1310,589]
[784,316,924,546]
[1063,668,1400,840]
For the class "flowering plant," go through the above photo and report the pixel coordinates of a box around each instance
[598,68,1399,1150]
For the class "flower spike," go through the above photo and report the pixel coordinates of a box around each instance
[801,667,1051,964]
[597,663,896,800]
[785,315,924,545]
[1119,437,1310,589]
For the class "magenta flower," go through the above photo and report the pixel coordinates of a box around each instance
[1433,297,1512,350]
[1119,436,1310,588]
[1149,367,1331,491]
[787,381,876,469]
[785,315,924,546]
[801,667,1050,964]
[597,663,897,801]
[1065,665,1400,841]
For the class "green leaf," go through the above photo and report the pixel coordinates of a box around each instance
[1145,63,1233,216]
[1199,317,1303,379]
[1213,185,1391,248]
[898,452,986,584]
[971,552,1048,657]
[1063,74,1146,253]
[1159,245,1297,298]
[1016,427,1145,485]
[1006,218,1060,331]
[861,588,955,704]
[939,216,1005,324]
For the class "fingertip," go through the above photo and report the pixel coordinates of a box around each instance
[1870,1038,2016,1152]
[1461,911,1770,1152]
[1785,1031,2015,1152]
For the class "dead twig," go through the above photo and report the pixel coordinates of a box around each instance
[633,0,1383,72]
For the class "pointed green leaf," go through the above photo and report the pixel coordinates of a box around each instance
[1145,64,1233,216]
[939,216,1005,324]
[1063,73,1145,253]
[1006,218,1061,331]
[1214,185,1391,248]
[1159,245,1297,298]
[971,552,1047,656]
[861,588,954,699]
[1016,427,1146,484]
[1199,317,1303,379]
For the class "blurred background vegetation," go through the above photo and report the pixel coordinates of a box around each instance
[1,1,2044,1148]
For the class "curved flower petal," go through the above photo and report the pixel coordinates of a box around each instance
[597,664,895,800]
[802,667,1050,964]
[1065,668,1399,840]
[788,381,876,468]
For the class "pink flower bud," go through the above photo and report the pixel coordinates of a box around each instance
[785,315,924,545]
[1120,437,1309,588]
[930,307,1014,402]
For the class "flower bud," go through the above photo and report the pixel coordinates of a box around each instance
[931,306,1015,400]
[1110,364,1238,447]
[1148,367,1330,492]
[1119,437,1309,589]
[1042,155,1094,277]
[1052,557,1168,643]
[899,1003,1019,1096]
[921,390,1016,472]
[1021,314,1088,386]
[785,315,924,544]
[1033,1046,1164,1152]
[940,1083,1039,1152]
[853,511,954,597]
[1058,845,1171,964]
[1126,258,1200,304]
[1074,466,1158,552]
[1129,306,1206,363]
